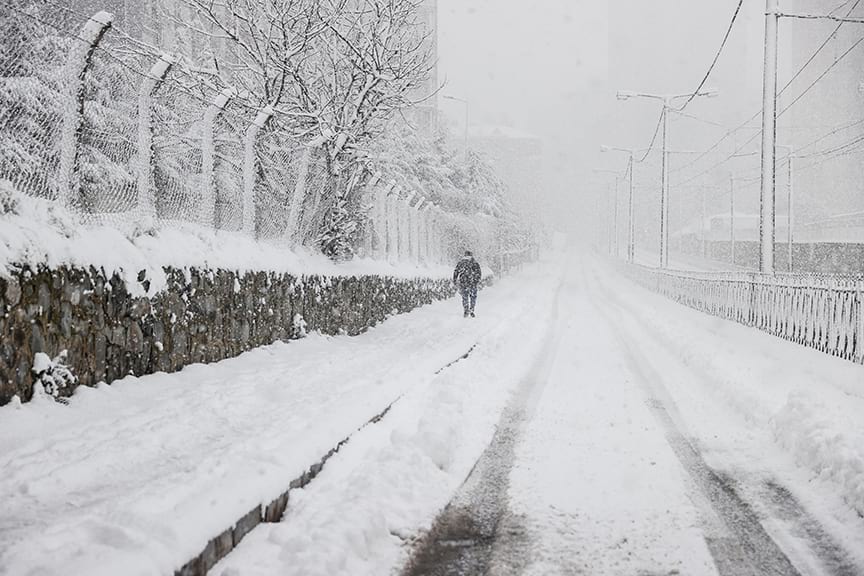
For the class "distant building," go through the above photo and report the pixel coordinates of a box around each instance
[468,124,543,218]
[674,211,864,273]
[411,0,439,135]
[784,1,864,219]
[796,211,864,244]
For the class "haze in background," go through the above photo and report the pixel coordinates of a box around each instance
[437,0,863,244]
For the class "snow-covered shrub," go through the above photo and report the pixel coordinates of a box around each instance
[0,180,21,215]
[293,313,308,338]
[319,195,363,260]
[32,350,77,402]
[364,121,507,217]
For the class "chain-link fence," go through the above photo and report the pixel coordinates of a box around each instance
[0,1,77,202]
[0,2,506,267]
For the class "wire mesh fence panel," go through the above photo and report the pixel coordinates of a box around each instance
[75,29,142,224]
[0,2,481,268]
[297,152,332,247]
[213,111,244,232]
[152,73,206,226]
[254,124,302,243]
[0,2,77,201]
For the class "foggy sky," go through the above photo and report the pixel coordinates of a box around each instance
[437,0,864,239]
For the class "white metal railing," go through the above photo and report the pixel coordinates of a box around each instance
[618,263,864,364]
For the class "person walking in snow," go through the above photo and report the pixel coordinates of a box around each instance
[453,250,482,317]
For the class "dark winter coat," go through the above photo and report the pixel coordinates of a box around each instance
[453,257,482,289]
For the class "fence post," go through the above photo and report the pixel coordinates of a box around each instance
[361,172,381,257]
[427,207,438,265]
[57,11,113,208]
[855,280,864,364]
[200,87,235,228]
[242,106,273,236]
[386,186,401,264]
[137,53,174,225]
[412,198,425,264]
[421,204,433,265]
[284,146,314,245]
[375,181,393,261]
[398,191,414,263]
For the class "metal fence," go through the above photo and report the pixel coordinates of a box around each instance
[0,3,481,266]
[618,263,864,364]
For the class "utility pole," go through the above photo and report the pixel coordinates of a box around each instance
[594,168,622,257]
[701,186,707,260]
[778,144,795,272]
[607,183,614,255]
[729,174,736,266]
[613,176,620,257]
[628,155,635,262]
[759,0,779,274]
[600,146,644,262]
[661,103,671,268]
[617,88,719,268]
[787,150,794,272]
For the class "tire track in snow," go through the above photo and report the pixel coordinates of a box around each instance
[585,258,856,576]
[759,480,861,576]
[400,281,565,576]
[590,258,864,576]
[186,275,558,576]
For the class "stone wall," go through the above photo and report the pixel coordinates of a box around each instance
[0,265,453,405]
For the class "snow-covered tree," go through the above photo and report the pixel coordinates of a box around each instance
[0,1,72,200]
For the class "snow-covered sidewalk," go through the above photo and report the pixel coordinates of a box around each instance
[0,261,562,576]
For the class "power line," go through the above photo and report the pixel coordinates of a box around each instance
[669,109,725,127]
[635,109,665,163]
[795,116,864,153]
[779,13,864,24]
[669,0,863,178]
[829,0,857,15]
[780,0,862,90]
[673,0,744,112]
[777,35,864,117]
[798,132,864,159]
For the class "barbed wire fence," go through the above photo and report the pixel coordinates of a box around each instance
[0,1,523,269]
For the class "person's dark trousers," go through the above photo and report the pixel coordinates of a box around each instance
[461,285,478,315]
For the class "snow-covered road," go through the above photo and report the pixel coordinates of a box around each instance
[2,251,863,576]
[399,254,864,576]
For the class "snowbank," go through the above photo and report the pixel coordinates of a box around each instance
[0,261,560,576]
[599,258,864,518]
[210,261,564,576]
[0,183,450,297]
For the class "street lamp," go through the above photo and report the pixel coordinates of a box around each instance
[594,168,622,257]
[442,95,469,162]
[616,88,719,268]
[600,145,647,263]
[777,144,795,272]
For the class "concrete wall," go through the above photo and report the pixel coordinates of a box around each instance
[0,265,453,405]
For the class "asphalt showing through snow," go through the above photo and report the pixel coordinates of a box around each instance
[399,377,533,576]
[401,260,859,576]
[590,262,858,576]
[401,283,563,576]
